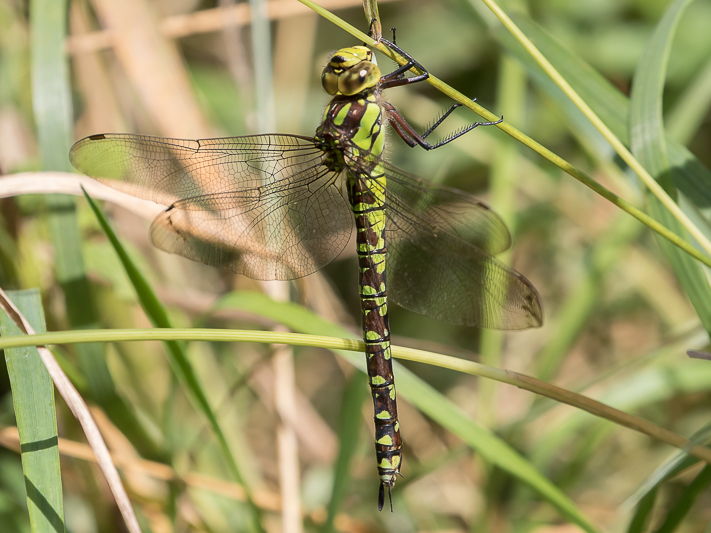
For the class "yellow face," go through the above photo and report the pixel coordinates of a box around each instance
[321,46,381,96]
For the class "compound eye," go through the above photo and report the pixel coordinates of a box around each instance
[338,63,380,96]
[321,68,340,95]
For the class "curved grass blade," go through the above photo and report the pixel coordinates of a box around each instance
[629,0,711,335]
[82,190,266,533]
[214,292,598,532]
[0,290,64,533]
[3,329,711,463]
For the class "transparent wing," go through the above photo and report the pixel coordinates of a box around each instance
[70,133,353,280]
[370,158,542,330]
[383,161,512,255]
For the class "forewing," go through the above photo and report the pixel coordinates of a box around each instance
[70,133,353,280]
[377,161,542,330]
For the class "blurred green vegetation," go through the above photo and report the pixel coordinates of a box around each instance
[1,0,711,531]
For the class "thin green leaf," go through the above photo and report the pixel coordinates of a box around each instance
[249,0,274,132]
[629,0,711,334]
[654,465,711,532]
[82,190,266,533]
[627,422,711,508]
[3,327,711,466]
[627,488,657,533]
[0,289,64,533]
[478,0,711,259]
[320,374,368,532]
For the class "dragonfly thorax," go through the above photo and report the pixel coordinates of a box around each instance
[322,45,381,96]
[315,92,386,166]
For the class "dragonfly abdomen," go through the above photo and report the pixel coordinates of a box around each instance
[347,164,402,508]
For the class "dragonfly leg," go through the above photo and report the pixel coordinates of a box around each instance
[378,38,429,89]
[385,101,503,151]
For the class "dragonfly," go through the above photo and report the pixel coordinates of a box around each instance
[69,39,543,511]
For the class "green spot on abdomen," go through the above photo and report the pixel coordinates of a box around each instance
[362,285,378,295]
[376,410,393,420]
[379,458,392,469]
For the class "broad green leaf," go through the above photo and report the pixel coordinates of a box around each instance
[629,0,711,334]
[1,289,64,533]
[666,56,711,145]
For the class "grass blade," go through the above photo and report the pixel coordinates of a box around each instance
[666,55,711,145]
[0,289,64,533]
[627,423,711,508]
[296,0,711,270]
[0,289,141,533]
[362,0,381,40]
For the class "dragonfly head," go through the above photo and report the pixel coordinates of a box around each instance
[322,45,381,96]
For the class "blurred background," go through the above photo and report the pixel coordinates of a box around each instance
[1,0,711,531]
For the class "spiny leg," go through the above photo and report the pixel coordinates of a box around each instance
[385,100,503,151]
[375,38,503,149]
[377,37,429,89]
